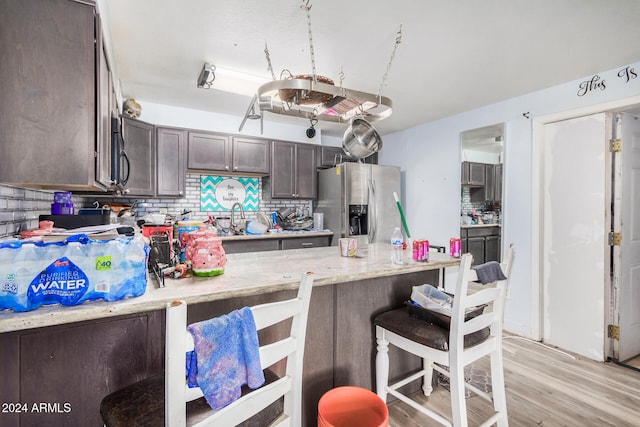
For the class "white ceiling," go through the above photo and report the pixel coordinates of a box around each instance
[103,0,640,137]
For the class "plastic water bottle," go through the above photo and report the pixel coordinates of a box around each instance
[391,227,404,264]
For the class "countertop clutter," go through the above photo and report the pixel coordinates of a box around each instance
[0,243,459,333]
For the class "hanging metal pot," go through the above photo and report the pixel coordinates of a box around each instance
[342,117,383,159]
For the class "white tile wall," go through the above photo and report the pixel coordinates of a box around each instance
[90,174,312,223]
[0,184,54,238]
[460,187,501,219]
[0,174,312,238]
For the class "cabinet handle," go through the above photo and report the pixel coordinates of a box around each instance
[233,166,238,171]
[225,166,229,171]
[301,242,313,247]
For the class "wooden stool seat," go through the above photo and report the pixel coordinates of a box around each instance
[100,369,283,427]
[374,308,490,351]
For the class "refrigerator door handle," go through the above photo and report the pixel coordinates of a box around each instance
[368,177,377,242]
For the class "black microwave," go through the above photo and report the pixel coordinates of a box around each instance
[110,116,130,193]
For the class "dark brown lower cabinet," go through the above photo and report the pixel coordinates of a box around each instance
[467,236,486,265]
[461,226,502,265]
[222,235,332,254]
[0,270,436,427]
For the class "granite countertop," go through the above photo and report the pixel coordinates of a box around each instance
[460,224,501,228]
[220,230,333,241]
[0,243,459,333]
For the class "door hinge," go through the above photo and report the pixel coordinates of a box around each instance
[610,139,622,152]
[608,324,620,340]
[608,232,622,246]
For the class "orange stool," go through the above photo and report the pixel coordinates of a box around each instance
[318,386,388,427]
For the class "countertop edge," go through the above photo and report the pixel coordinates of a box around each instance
[0,244,459,333]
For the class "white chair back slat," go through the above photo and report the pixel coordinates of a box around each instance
[462,312,498,336]
[464,287,501,308]
[259,337,297,369]
[251,298,303,330]
[192,377,292,427]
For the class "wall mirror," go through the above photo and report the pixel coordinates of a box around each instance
[460,123,505,264]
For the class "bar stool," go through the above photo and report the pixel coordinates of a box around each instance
[374,247,514,427]
[100,272,314,427]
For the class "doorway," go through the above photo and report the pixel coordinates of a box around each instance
[537,103,640,363]
[459,123,505,269]
[541,113,609,361]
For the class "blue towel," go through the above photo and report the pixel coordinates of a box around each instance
[186,306,265,410]
[473,261,507,284]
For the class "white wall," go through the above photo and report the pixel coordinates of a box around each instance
[135,101,324,145]
[378,61,640,337]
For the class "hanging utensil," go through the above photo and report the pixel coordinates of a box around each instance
[342,117,383,159]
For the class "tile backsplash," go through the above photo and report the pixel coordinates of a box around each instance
[129,175,312,223]
[0,184,54,238]
[460,187,501,218]
[0,175,312,238]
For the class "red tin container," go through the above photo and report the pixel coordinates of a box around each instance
[413,239,430,261]
[450,237,461,258]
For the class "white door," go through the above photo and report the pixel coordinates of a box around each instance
[615,112,640,361]
[543,113,608,361]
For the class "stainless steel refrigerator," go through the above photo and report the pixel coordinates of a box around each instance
[316,162,401,246]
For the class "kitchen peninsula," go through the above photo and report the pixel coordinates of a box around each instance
[0,244,459,426]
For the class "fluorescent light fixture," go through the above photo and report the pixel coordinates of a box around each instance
[212,67,270,97]
[197,63,215,89]
[197,62,270,95]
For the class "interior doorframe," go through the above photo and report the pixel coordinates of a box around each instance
[530,95,640,349]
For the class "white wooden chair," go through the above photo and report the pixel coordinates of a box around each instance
[100,271,314,427]
[374,248,514,427]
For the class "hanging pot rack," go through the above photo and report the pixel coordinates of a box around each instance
[238,0,400,138]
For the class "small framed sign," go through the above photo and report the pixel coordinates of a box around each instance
[200,176,259,211]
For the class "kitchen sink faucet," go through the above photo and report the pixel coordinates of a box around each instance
[230,202,245,234]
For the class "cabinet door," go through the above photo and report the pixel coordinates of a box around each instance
[484,164,495,201]
[485,235,501,263]
[122,118,156,196]
[232,137,269,173]
[0,0,98,190]
[469,162,486,185]
[187,132,231,171]
[462,162,486,186]
[494,163,503,202]
[318,146,356,167]
[281,236,330,250]
[95,18,113,188]
[223,239,279,254]
[271,141,296,198]
[295,143,317,199]
[461,162,470,184]
[156,127,186,197]
[467,237,485,265]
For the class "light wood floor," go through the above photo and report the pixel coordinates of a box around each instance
[387,335,640,426]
